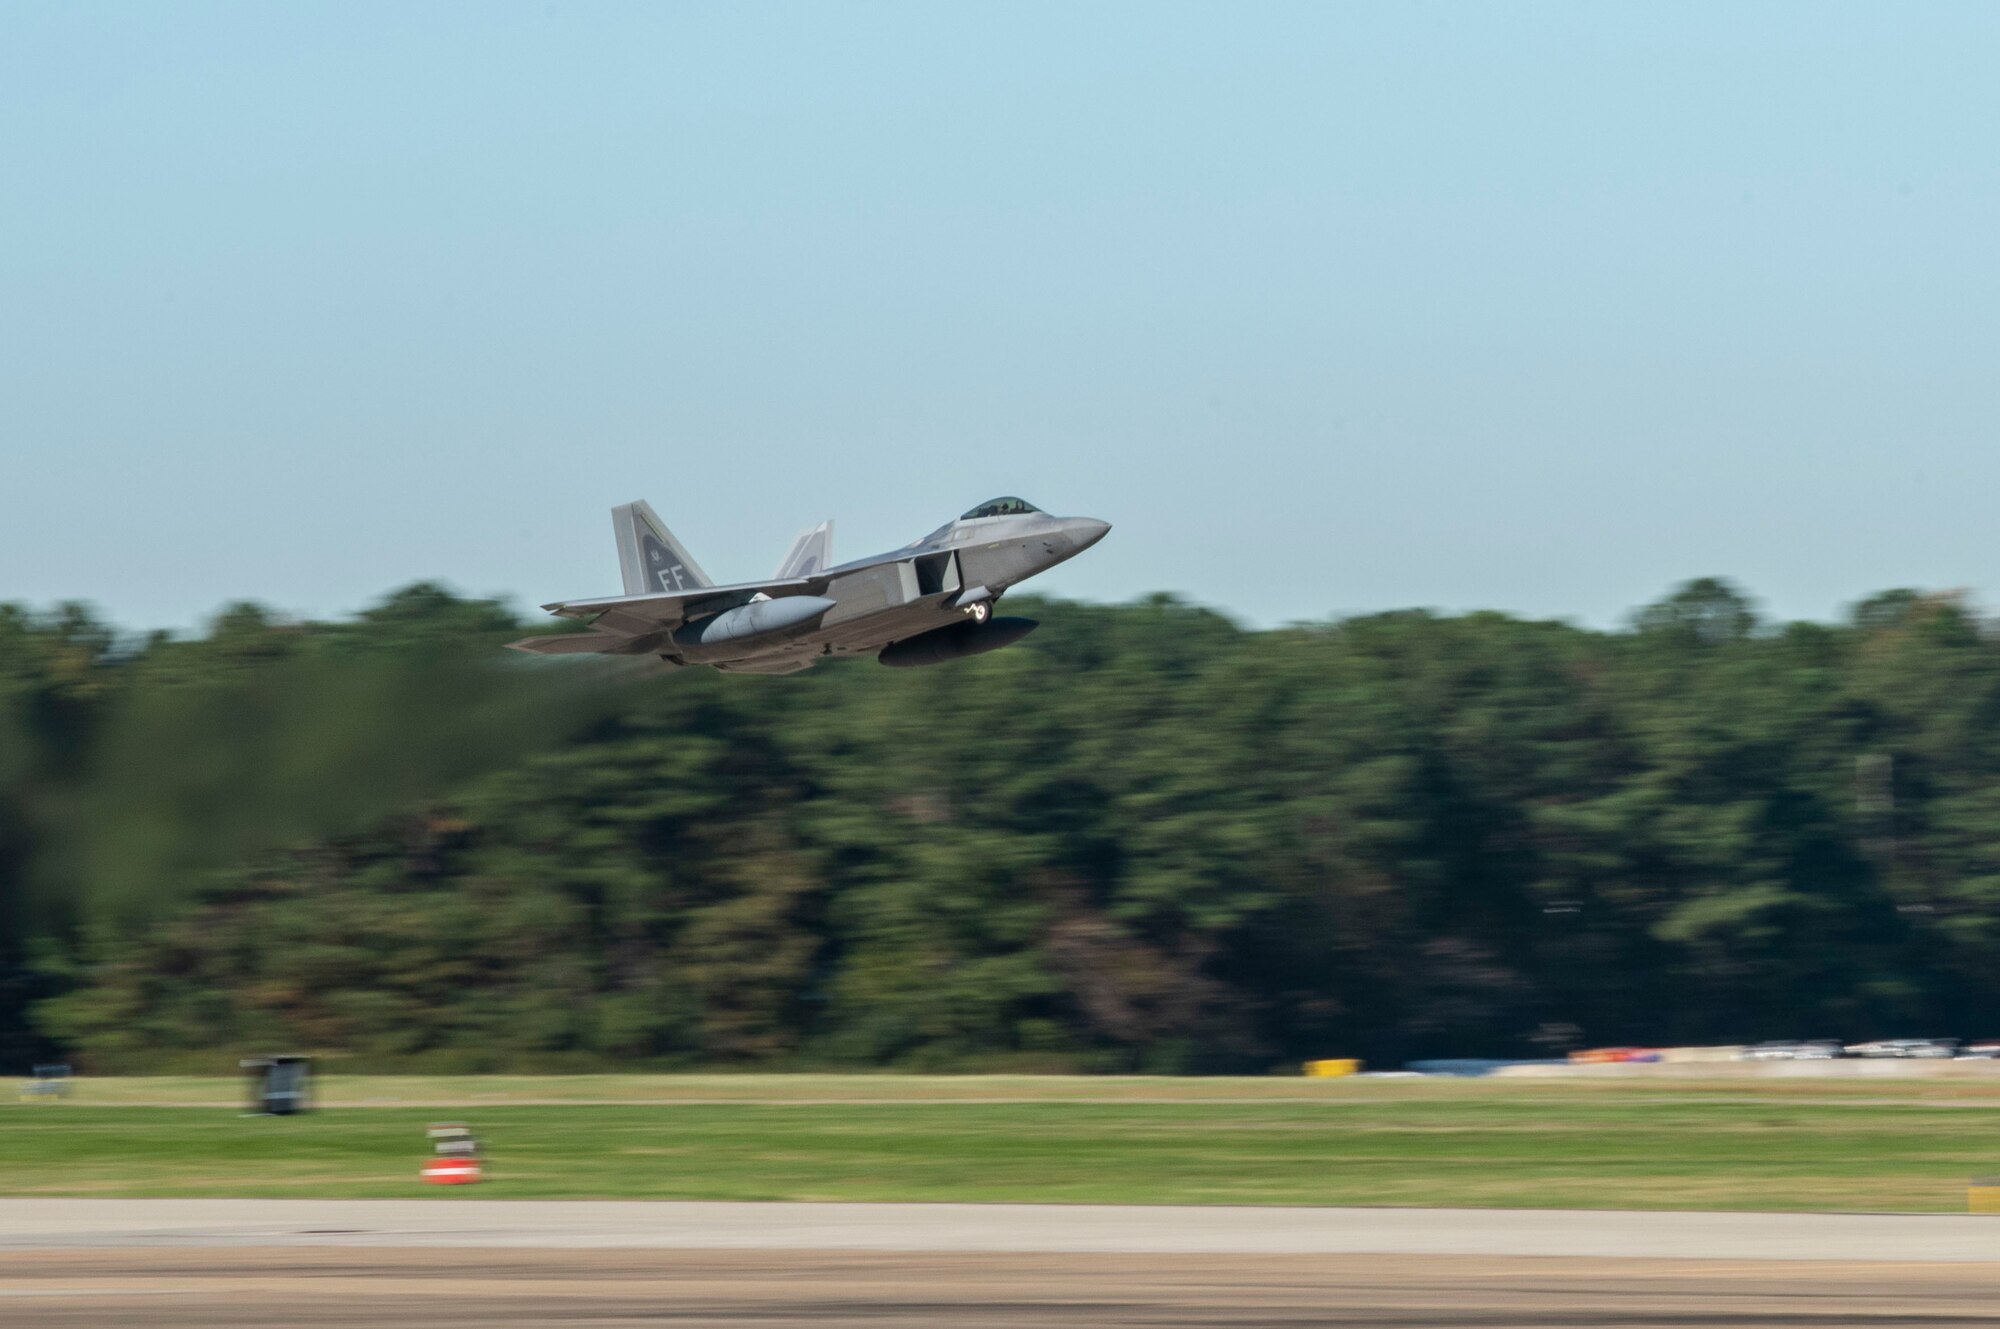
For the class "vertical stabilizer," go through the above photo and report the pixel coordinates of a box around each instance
[613,501,714,595]
[773,521,834,579]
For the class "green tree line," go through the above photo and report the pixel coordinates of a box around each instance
[5,578,1999,1073]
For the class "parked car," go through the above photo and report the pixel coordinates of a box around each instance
[1739,1040,1844,1061]
[1570,1047,1662,1064]
[1844,1038,1958,1058]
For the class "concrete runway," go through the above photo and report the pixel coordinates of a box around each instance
[8,1197,2000,1259]
[8,1201,2000,1326]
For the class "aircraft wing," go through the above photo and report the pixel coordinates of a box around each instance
[545,575,830,627]
[505,575,833,655]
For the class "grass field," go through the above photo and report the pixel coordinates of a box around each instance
[8,1075,2000,1211]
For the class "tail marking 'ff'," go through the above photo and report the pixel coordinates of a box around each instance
[613,501,713,595]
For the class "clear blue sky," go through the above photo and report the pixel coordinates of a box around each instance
[4,3,1996,633]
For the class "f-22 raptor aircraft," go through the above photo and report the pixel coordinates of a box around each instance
[508,497,1110,674]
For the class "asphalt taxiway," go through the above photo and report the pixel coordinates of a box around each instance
[6,1201,1997,1327]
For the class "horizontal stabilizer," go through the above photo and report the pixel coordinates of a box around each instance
[505,632,633,656]
[717,656,817,675]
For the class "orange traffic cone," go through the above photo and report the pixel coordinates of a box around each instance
[421,1155,483,1184]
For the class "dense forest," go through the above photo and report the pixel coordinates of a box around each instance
[4,578,2000,1073]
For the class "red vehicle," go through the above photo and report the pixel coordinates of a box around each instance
[1569,1047,1661,1064]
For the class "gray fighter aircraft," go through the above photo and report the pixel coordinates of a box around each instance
[508,497,1110,674]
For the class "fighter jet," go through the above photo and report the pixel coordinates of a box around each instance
[508,497,1111,674]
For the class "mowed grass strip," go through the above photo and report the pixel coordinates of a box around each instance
[6,1089,2000,1210]
[47,1070,2000,1108]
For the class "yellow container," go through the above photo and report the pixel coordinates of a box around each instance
[1303,1058,1361,1078]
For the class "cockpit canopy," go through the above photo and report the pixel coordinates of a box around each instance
[961,496,1041,520]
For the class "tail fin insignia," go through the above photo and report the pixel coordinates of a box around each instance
[613,501,714,596]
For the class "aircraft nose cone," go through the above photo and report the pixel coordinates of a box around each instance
[1065,518,1111,552]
